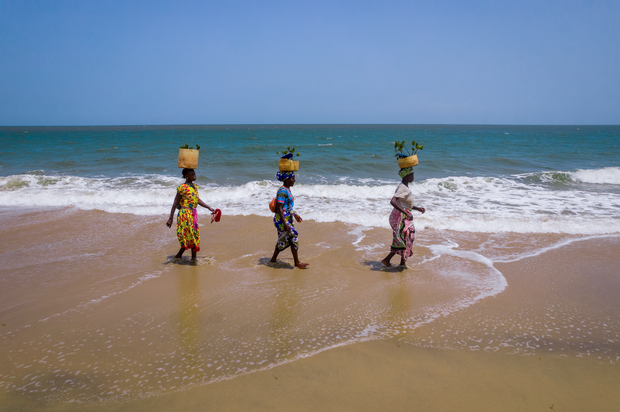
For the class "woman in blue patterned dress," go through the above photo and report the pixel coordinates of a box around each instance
[269,171,309,269]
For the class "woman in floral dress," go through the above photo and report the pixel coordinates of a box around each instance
[269,171,309,269]
[166,168,216,264]
[381,167,425,267]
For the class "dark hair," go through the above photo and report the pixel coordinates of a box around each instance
[182,168,195,177]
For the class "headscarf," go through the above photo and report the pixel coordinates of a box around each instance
[398,167,413,178]
[276,171,295,182]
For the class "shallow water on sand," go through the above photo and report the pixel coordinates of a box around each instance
[0,209,619,404]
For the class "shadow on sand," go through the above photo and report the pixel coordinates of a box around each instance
[164,255,216,266]
[363,260,408,272]
[257,257,295,270]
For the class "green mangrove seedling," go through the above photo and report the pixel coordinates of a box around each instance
[276,146,301,158]
[394,140,423,158]
[180,144,200,150]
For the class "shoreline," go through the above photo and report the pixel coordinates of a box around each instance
[1,208,619,410]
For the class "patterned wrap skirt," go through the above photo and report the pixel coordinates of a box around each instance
[274,212,299,251]
[177,207,200,251]
[389,208,415,260]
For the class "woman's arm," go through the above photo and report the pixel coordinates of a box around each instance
[390,197,425,216]
[277,203,291,231]
[198,198,215,213]
[166,193,182,227]
[390,196,412,218]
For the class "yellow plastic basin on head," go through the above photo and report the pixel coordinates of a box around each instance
[279,159,300,172]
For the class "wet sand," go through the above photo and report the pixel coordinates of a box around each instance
[4,339,620,412]
[1,208,619,411]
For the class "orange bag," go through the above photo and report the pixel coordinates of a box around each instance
[269,186,284,213]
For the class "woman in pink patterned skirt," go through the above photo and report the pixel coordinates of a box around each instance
[381,167,426,267]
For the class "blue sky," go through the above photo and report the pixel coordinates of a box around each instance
[1,0,619,125]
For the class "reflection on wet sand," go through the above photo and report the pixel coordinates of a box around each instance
[269,275,300,360]
[385,274,411,326]
[177,271,202,373]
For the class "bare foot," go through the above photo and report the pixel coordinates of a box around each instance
[269,259,277,263]
[295,262,310,269]
[381,259,392,267]
[189,259,198,266]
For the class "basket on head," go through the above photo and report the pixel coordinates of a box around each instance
[397,155,418,168]
[179,148,199,168]
[279,159,299,172]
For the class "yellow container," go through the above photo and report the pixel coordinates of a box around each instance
[178,149,199,168]
[397,155,418,168]
[279,159,300,172]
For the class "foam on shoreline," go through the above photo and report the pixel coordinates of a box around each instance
[1,166,620,234]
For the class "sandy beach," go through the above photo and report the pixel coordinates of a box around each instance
[1,208,619,411]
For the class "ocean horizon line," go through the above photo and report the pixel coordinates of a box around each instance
[2,123,619,130]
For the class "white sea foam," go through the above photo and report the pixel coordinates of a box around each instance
[428,242,508,299]
[1,169,619,234]
[570,167,620,185]
[492,234,620,263]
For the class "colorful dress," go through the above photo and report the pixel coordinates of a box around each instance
[273,186,299,251]
[176,183,200,252]
[389,183,416,260]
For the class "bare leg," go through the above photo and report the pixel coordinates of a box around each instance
[270,246,280,263]
[174,247,185,259]
[382,252,395,267]
[190,249,197,264]
[399,257,406,266]
[291,247,309,269]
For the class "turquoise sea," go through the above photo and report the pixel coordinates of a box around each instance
[1,125,619,233]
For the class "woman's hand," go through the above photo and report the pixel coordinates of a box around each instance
[198,198,214,212]
[294,214,303,223]
[169,193,181,226]
[404,211,413,220]
[417,207,426,214]
[276,204,289,231]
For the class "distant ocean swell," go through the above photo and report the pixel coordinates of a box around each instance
[1,167,619,235]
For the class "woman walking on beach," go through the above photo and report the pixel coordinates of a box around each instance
[166,168,217,264]
[382,167,425,267]
[270,171,309,269]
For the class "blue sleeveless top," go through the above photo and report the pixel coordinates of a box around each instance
[276,186,294,213]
